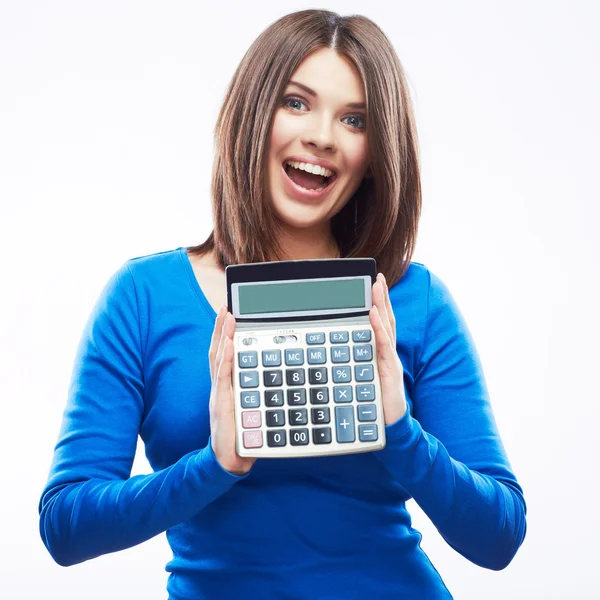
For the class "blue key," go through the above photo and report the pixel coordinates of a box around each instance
[335,406,355,443]
[240,371,259,388]
[354,364,374,382]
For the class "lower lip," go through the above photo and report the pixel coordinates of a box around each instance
[281,163,337,202]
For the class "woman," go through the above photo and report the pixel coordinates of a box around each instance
[39,9,526,598]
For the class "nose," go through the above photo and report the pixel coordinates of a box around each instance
[302,113,336,152]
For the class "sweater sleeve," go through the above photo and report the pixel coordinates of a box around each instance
[38,263,248,567]
[375,269,527,571]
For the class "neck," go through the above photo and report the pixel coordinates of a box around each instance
[275,224,340,261]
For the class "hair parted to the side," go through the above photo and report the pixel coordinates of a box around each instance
[187,9,421,287]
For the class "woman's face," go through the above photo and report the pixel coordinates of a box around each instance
[264,48,370,235]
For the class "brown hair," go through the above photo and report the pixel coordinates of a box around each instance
[187,9,421,287]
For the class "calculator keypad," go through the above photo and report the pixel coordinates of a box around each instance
[234,324,384,457]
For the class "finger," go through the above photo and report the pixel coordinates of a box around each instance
[374,276,393,342]
[370,304,393,355]
[209,305,227,380]
[381,275,396,345]
[214,335,234,415]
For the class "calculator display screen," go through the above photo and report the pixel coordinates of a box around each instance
[234,276,369,317]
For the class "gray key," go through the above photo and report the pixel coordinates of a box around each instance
[331,346,350,363]
[238,351,258,368]
[262,350,281,367]
[240,371,259,388]
[332,366,352,383]
[359,424,378,441]
[307,347,327,364]
[306,332,325,345]
[353,344,373,362]
[352,330,372,342]
[241,391,260,408]
[285,349,304,365]
[330,331,349,344]
[356,384,375,402]
[333,386,353,403]
[335,406,355,443]
[357,404,377,421]
[355,364,374,382]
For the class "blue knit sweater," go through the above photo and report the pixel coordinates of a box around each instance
[39,246,526,599]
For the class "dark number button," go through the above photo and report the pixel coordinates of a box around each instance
[313,427,332,444]
[311,407,330,424]
[289,408,308,426]
[290,428,309,446]
[267,430,287,447]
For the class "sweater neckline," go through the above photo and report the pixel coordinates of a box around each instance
[177,246,218,322]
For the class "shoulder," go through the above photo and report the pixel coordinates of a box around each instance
[389,260,451,311]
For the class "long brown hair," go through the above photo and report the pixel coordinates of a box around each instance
[187,9,421,287]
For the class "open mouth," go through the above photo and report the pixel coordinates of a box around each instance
[282,161,338,194]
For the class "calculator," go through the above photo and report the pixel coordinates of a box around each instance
[226,258,386,458]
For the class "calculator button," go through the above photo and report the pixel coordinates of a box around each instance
[335,406,355,443]
[358,424,378,442]
[357,404,377,422]
[242,411,262,429]
[286,368,305,386]
[287,389,306,406]
[309,387,329,405]
[238,351,258,368]
[263,369,283,387]
[308,367,328,384]
[289,408,308,426]
[240,371,259,388]
[243,430,263,448]
[306,332,325,345]
[267,429,287,447]
[355,364,374,382]
[332,366,352,383]
[266,409,285,427]
[333,385,353,403]
[311,406,330,424]
[285,349,305,365]
[313,427,332,444]
[352,330,372,342]
[331,346,350,363]
[262,350,281,367]
[307,347,327,364]
[356,384,375,402]
[330,331,349,344]
[265,390,284,406]
[353,344,373,362]
[290,428,310,445]
[240,391,260,408]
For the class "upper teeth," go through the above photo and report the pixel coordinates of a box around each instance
[286,160,334,178]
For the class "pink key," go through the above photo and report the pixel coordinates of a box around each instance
[243,430,263,448]
[242,411,262,429]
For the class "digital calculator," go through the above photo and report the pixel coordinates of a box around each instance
[226,258,386,458]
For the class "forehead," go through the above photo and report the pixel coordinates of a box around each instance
[287,48,365,103]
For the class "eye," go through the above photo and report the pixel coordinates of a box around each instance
[282,96,308,111]
[282,95,366,130]
[343,115,366,130]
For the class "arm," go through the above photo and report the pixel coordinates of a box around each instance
[375,269,527,570]
[38,264,247,567]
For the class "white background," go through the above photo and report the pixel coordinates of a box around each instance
[1,1,598,598]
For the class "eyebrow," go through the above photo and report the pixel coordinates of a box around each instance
[287,80,366,109]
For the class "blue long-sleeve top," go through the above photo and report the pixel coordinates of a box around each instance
[39,246,526,599]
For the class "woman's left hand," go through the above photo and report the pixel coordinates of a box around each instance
[369,273,408,426]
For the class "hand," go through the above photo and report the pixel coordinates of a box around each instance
[369,273,408,425]
[208,306,257,476]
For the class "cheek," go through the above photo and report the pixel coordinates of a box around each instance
[346,140,369,173]
[269,112,299,155]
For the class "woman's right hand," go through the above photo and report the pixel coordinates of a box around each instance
[208,306,257,476]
